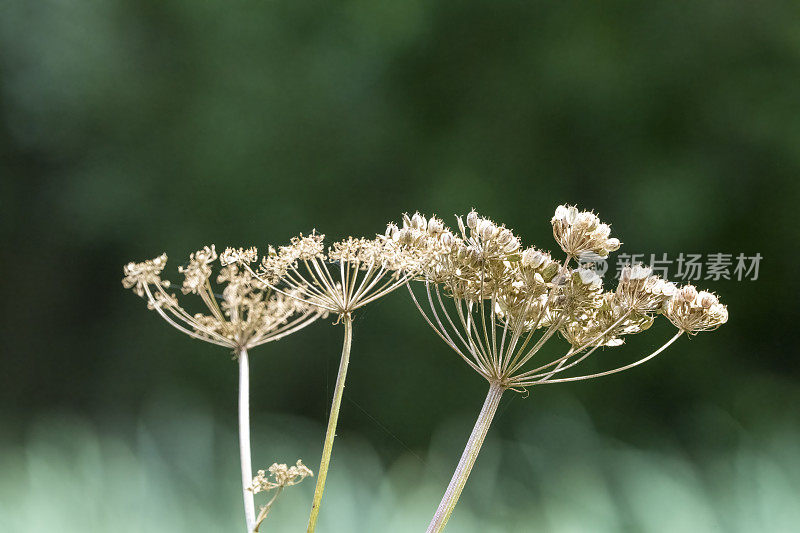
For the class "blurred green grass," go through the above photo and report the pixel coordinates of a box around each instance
[3,393,799,532]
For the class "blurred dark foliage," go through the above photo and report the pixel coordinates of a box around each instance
[1,0,799,463]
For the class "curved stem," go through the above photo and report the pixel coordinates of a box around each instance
[427,382,505,533]
[254,486,284,532]
[239,348,256,532]
[306,314,353,533]
[533,330,684,384]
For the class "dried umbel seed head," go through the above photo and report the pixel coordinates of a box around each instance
[552,204,620,258]
[288,233,326,261]
[663,285,728,334]
[248,459,315,531]
[249,459,314,494]
[615,264,676,314]
[520,248,559,282]
[221,247,258,266]
[254,232,327,284]
[392,213,452,254]
[460,212,521,259]
[232,223,440,316]
[179,245,218,294]
[556,267,604,314]
[407,204,728,391]
[122,247,324,350]
[122,254,169,297]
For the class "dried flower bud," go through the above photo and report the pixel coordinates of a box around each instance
[466,210,479,229]
[497,228,513,246]
[697,291,718,309]
[606,237,621,252]
[541,262,559,281]
[577,268,602,289]
[440,232,454,248]
[522,248,545,269]
[398,227,413,245]
[385,223,399,239]
[411,212,426,231]
[680,285,698,303]
[630,264,652,280]
[477,219,494,240]
[575,212,598,232]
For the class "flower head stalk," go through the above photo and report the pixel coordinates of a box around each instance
[226,230,433,532]
[122,246,324,532]
[400,207,728,532]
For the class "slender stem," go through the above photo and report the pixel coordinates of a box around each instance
[427,381,505,533]
[306,314,353,533]
[533,330,684,384]
[239,348,257,533]
[254,487,284,532]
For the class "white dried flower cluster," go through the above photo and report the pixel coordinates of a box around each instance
[122,253,170,297]
[122,246,325,350]
[384,210,524,302]
[663,285,728,334]
[229,229,435,316]
[404,205,728,389]
[179,245,218,294]
[249,460,314,494]
[247,460,314,532]
[552,204,621,259]
[220,246,259,266]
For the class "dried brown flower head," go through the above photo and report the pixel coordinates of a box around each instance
[663,285,728,334]
[122,245,325,351]
[404,206,728,390]
[248,460,314,494]
[229,228,435,317]
[248,460,314,532]
[552,204,621,259]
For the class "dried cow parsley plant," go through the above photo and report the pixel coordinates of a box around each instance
[248,460,314,531]
[122,246,325,533]
[396,206,728,532]
[226,230,432,532]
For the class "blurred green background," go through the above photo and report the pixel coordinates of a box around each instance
[2,1,799,531]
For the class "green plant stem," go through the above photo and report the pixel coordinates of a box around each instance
[239,348,256,532]
[427,381,505,533]
[306,313,353,533]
